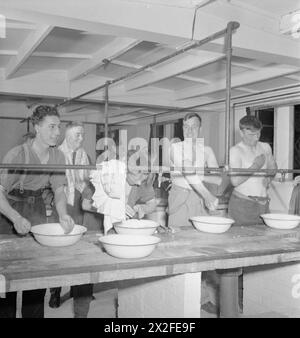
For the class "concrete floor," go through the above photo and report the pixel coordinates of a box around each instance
[44,283,215,318]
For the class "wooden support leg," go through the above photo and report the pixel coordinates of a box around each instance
[219,268,242,318]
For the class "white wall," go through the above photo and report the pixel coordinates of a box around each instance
[0,100,97,163]
[0,101,32,160]
[244,263,300,318]
[274,106,294,180]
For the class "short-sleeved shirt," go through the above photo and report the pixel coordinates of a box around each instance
[0,141,67,193]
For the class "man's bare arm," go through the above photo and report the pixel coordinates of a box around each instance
[230,147,266,187]
[203,146,222,185]
[54,186,74,233]
[264,144,277,186]
[0,187,31,234]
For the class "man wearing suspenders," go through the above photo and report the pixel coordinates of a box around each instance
[0,105,74,318]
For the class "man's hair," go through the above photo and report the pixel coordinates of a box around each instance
[31,105,60,126]
[183,112,202,125]
[65,121,85,130]
[239,115,262,130]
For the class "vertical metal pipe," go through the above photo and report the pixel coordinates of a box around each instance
[104,82,109,146]
[232,104,236,146]
[225,22,234,166]
[153,116,157,138]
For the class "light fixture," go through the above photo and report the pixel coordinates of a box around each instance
[280,9,300,39]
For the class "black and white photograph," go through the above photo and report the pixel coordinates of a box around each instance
[0,0,300,321]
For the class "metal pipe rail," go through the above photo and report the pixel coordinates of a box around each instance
[0,163,297,177]
[114,86,300,125]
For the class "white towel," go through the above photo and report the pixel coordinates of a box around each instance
[90,159,126,234]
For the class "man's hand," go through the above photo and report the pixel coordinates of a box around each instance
[13,215,31,235]
[293,175,300,186]
[59,214,75,234]
[263,177,272,189]
[82,198,93,211]
[252,154,266,169]
[182,160,196,175]
[204,195,219,211]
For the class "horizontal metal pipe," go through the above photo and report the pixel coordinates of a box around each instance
[0,163,297,176]
[233,91,300,107]
[57,22,239,107]
[0,115,113,126]
[114,87,300,125]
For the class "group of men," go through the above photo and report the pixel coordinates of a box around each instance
[169,112,277,229]
[0,104,277,318]
[167,112,277,314]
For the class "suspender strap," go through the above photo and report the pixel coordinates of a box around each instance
[10,143,30,193]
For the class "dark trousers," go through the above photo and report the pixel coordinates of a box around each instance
[0,289,46,318]
[228,192,269,226]
[0,190,48,318]
[50,284,93,318]
[50,189,93,317]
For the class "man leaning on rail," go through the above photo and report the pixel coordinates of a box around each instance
[0,105,74,318]
[228,115,277,226]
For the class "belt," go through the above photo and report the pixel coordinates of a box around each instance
[248,195,270,203]
[7,189,45,204]
[233,190,269,204]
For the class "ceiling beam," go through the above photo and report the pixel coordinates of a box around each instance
[237,87,259,94]
[5,24,53,79]
[6,21,36,30]
[0,1,191,45]
[0,50,92,59]
[0,50,18,56]
[286,74,300,81]
[176,74,211,85]
[176,66,300,100]
[2,0,300,66]
[33,51,92,59]
[68,37,140,81]
[125,51,224,91]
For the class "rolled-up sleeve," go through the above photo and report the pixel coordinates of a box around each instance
[49,150,67,193]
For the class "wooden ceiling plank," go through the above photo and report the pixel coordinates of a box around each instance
[32,51,92,59]
[176,66,300,100]
[68,38,141,81]
[125,52,224,91]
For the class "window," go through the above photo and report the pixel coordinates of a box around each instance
[95,124,119,160]
[174,119,183,141]
[294,105,300,177]
[254,108,274,151]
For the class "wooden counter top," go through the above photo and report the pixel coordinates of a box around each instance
[1,225,300,292]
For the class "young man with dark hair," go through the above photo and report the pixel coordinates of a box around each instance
[228,115,277,225]
[0,105,74,318]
